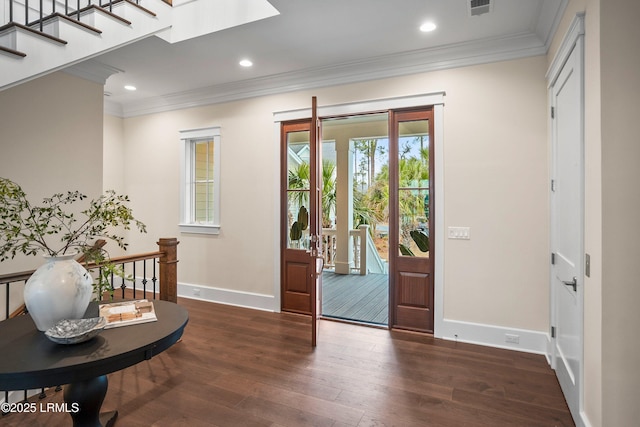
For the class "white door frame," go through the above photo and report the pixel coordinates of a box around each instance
[546,12,585,426]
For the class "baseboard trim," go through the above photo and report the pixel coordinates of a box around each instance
[439,318,550,355]
[579,411,592,427]
[128,279,276,312]
[177,282,276,312]
[128,280,549,355]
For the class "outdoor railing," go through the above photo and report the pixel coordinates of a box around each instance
[0,237,178,412]
[322,225,369,275]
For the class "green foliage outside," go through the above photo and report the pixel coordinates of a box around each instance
[286,135,430,256]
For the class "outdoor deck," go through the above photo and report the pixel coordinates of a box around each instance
[321,270,388,325]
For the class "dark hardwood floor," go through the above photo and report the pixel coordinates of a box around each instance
[3,297,574,426]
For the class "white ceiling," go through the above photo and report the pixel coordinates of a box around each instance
[89,0,567,117]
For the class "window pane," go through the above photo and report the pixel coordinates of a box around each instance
[194,182,210,222]
[397,120,430,258]
[287,130,310,249]
[193,139,215,223]
[194,140,213,181]
[287,191,310,249]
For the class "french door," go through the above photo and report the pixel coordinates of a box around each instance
[281,100,435,344]
[280,98,322,346]
[389,108,435,333]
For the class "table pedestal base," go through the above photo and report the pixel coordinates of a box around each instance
[64,375,118,427]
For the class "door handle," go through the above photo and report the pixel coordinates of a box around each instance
[562,276,577,292]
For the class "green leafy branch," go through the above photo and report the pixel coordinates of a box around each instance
[0,177,146,262]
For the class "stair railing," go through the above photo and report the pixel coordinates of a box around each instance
[0,236,179,321]
[1,0,159,29]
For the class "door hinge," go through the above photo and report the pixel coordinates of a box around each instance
[551,179,556,192]
[551,326,556,338]
[551,106,555,119]
[551,253,556,265]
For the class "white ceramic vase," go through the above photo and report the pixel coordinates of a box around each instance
[24,253,93,331]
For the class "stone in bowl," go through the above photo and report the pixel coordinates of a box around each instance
[44,317,107,344]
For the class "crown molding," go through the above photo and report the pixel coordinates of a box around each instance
[112,31,548,118]
[104,98,124,117]
[536,0,569,51]
[63,60,122,86]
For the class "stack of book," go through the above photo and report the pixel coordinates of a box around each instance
[99,299,157,329]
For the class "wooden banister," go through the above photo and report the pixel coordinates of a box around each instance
[158,238,179,303]
[1,238,179,320]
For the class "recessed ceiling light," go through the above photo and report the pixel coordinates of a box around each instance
[124,85,137,91]
[239,59,253,67]
[419,22,437,32]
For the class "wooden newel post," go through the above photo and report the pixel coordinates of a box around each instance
[158,238,179,303]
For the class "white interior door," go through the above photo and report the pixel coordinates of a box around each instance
[550,42,583,423]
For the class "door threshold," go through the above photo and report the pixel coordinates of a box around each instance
[321,315,388,330]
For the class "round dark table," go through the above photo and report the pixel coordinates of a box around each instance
[0,299,189,427]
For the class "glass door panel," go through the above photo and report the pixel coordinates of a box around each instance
[397,119,430,258]
[286,130,311,250]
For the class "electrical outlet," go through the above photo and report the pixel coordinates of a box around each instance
[505,334,520,344]
[193,287,201,297]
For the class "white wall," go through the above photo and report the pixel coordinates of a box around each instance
[600,1,640,425]
[0,71,103,319]
[0,71,104,275]
[103,114,126,194]
[109,55,550,335]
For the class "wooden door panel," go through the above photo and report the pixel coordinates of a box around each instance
[282,250,313,315]
[397,272,429,306]
[285,261,310,293]
[394,257,432,332]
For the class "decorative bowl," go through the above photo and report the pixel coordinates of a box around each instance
[44,317,107,344]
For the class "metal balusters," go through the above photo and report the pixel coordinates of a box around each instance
[132,261,137,298]
[2,0,160,37]
[142,260,148,296]
[4,282,9,320]
[120,262,127,298]
[152,258,157,297]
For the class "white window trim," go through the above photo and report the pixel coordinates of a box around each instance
[179,126,221,235]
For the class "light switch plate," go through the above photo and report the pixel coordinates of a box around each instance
[448,226,470,240]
